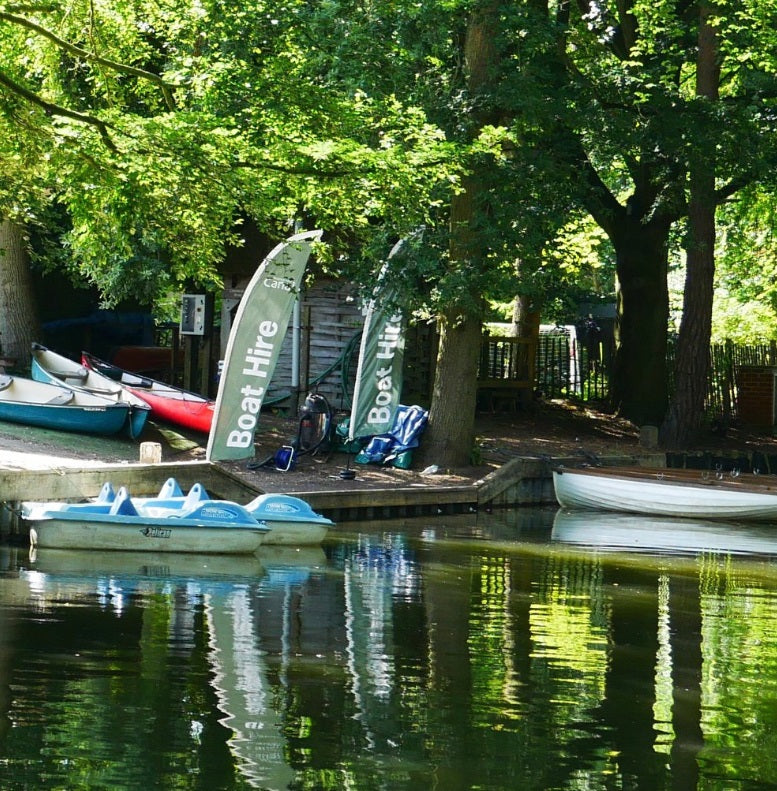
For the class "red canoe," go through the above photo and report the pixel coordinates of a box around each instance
[81,351,215,434]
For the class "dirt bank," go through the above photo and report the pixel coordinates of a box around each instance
[2,399,773,494]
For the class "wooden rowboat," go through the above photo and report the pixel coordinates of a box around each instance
[0,373,130,435]
[31,343,151,439]
[81,350,215,433]
[553,465,777,521]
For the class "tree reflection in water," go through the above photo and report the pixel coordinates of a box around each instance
[1,510,777,790]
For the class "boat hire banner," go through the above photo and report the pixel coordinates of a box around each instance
[206,230,322,462]
[348,238,408,442]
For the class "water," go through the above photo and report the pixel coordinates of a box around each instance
[2,508,777,790]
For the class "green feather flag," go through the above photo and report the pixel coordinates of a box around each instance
[206,230,322,462]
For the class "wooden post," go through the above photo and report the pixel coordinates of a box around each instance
[139,442,162,464]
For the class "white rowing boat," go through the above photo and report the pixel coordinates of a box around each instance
[552,465,777,521]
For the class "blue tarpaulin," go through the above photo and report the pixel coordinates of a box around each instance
[355,404,429,467]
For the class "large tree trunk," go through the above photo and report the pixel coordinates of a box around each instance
[418,307,482,467]
[659,170,715,448]
[507,291,539,409]
[574,136,677,428]
[418,3,498,468]
[509,291,533,337]
[611,218,672,426]
[0,219,40,367]
[660,5,720,449]
[419,168,485,467]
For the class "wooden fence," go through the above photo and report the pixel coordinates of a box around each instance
[478,327,614,405]
[478,331,777,421]
[701,340,777,422]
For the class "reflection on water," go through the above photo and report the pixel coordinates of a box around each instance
[553,508,777,556]
[1,508,777,789]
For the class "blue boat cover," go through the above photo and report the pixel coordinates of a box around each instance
[355,404,429,466]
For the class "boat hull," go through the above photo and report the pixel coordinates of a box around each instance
[125,386,213,433]
[0,402,128,435]
[553,466,777,520]
[259,520,330,546]
[82,351,214,433]
[31,345,151,438]
[244,492,333,545]
[0,374,130,435]
[27,517,266,554]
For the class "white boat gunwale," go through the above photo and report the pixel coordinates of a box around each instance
[553,465,777,496]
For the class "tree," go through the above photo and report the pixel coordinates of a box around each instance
[420,5,499,466]
[414,0,777,452]
[307,1,589,466]
[476,0,777,435]
[660,2,720,448]
[0,219,41,361]
[0,0,455,361]
[6,0,777,466]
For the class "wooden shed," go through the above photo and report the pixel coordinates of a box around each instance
[216,276,436,419]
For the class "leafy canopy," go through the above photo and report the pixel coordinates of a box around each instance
[0,0,460,306]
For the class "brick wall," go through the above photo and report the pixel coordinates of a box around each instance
[737,366,777,429]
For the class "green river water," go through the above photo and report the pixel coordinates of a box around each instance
[1,506,776,790]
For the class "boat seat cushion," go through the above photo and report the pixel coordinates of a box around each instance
[47,390,74,405]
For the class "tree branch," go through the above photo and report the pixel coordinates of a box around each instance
[0,67,118,150]
[0,11,176,110]
[716,174,754,204]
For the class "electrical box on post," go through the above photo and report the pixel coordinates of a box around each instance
[180,294,207,335]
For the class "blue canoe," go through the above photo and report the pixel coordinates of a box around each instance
[31,343,151,439]
[0,373,130,436]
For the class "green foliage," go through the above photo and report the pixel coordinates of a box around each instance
[0,0,463,309]
[2,0,777,346]
[711,294,777,344]
[710,185,777,342]
[716,187,777,311]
